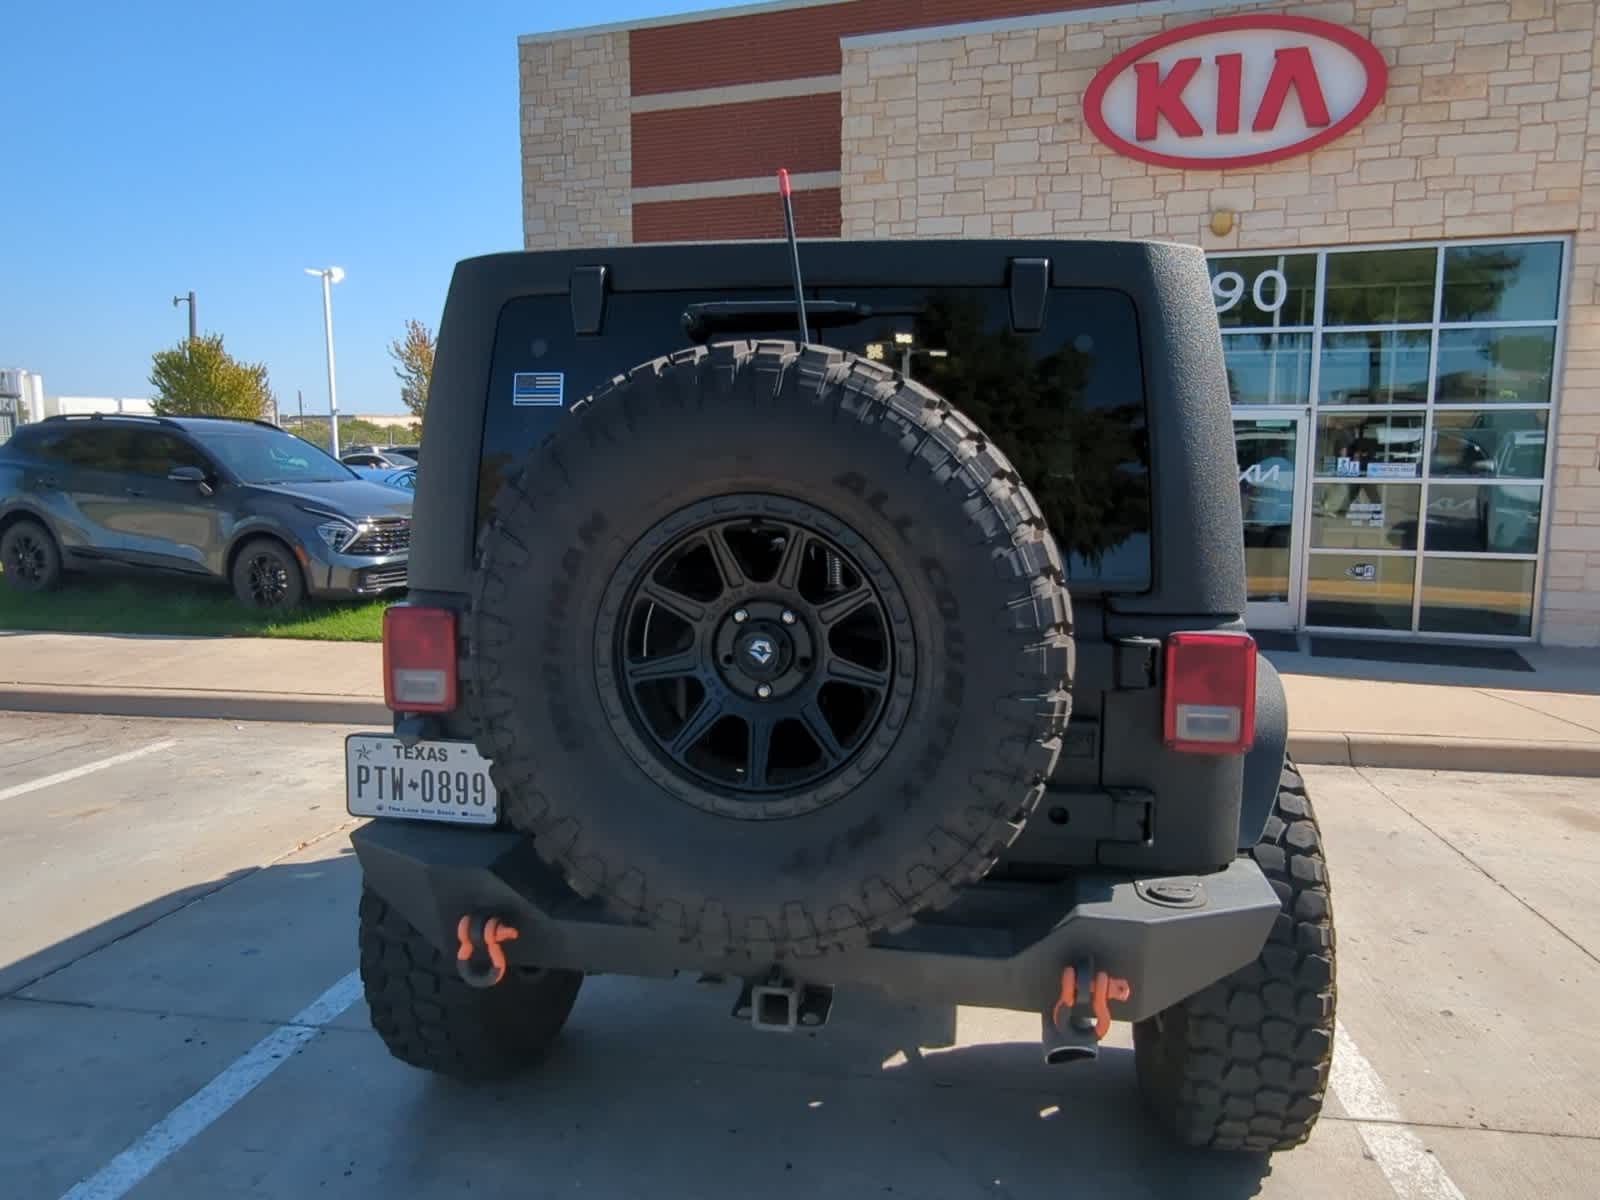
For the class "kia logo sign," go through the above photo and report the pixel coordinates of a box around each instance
[1083,15,1388,169]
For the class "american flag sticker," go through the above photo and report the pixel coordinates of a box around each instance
[512,372,565,407]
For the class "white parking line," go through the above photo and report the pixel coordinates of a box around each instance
[0,739,178,803]
[57,971,362,1200]
[1331,1021,1469,1200]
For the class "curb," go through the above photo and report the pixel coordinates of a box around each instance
[3,687,1597,777]
[1289,731,1600,778]
[0,685,389,728]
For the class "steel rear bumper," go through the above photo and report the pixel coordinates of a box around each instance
[351,820,1279,1021]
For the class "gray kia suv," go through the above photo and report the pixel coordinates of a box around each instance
[0,413,411,607]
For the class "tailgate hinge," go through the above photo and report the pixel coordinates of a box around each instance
[1074,637,1160,692]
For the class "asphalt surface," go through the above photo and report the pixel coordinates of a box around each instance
[2,712,1597,1199]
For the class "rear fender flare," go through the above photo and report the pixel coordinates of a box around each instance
[1238,656,1288,850]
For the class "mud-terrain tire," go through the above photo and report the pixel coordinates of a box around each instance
[1133,760,1335,1152]
[467,340,1073,959]
[358,890,583,1080]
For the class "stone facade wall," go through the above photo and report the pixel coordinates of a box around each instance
[520,32,632,250]
[840,0,1600,645]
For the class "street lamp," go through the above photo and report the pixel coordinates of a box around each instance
[172,291,197,342]
[304,266,346,456]
[890,331,947,378]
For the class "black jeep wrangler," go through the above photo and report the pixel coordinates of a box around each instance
[348,239,1335,1153]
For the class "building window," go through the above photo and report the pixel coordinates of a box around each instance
[1210,237,1564,640]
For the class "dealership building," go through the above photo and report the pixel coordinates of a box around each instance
[519,0,1600,647]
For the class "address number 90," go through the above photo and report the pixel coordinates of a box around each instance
[1212,268,1289,315]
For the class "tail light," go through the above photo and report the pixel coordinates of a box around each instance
[383,606,457,713]
[1163,632,1257,755]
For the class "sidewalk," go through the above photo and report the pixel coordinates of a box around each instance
[2,631,1597,776]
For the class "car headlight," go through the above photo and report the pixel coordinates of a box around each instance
[315,520,358,553]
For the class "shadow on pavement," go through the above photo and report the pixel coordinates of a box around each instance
[3,852,1274,1200]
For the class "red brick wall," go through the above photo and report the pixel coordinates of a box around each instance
[630,0,1146,95]
[634,188,842,242]
[632,94,842,188]
[624,0,1147,241]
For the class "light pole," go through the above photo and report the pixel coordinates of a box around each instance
[304,266,345,456]
[892,331,947,380]
[172,291,197,342]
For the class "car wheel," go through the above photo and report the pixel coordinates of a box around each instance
[1,519,63,593]
[231,538,307,609]
[1133,761,1335,1152]
[358,890,583,1081]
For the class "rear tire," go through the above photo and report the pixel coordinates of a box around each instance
[230,537,306,609]
[358,890,583,1081]
[1133,761,1335,1152]
[1,518,63,592]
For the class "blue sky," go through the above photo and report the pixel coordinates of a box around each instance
[1,0,741,415]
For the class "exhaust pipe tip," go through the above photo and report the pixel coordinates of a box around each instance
[1044,1043,1098,1066]
[1041,1011,1099,1066]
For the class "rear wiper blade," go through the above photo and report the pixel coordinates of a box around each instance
[682,300,873,343]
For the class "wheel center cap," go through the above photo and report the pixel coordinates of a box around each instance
[735,628,789,679]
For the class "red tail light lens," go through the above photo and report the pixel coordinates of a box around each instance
[1163,632,1257,755]
[383,606,457,713]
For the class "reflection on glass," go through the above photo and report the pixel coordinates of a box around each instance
[1324,248,1438,325]
[1420,558,1536,637]
[1442,242,1562,323]
[1235,418,1299,602]
[1315,412,1425,478]
[1307,554,1416,630]
[1312,483,1420,550]
[1318,330,1431,405]
[1429,411,1548,479]
[1209,254,1319,328]
[1425,483,1543,555]
[1435,328,1555,404]
[1222,333,1312,405]
[906,289,1152,582]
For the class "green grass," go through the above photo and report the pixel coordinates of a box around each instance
[0,572,386,641]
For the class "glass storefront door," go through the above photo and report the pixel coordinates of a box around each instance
[1235,412,1309,629]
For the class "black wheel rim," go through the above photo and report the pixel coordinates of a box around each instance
[246,553,290,606]
[6,534,45,584]
[600,497,912,817]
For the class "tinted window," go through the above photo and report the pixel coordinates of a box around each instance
[1323,248,1437,326]
[61,427,139,471]
[484,286,1151,589]
[6,426,68,461]
[1441,242,1562,323]
[185,423,354,484]
[130,432,213,476]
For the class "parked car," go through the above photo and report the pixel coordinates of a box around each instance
[341,450,409,468]
[350,238,1331,1154]
[0,413,411,608]
[380,444,420,464]
[353,465,417,492]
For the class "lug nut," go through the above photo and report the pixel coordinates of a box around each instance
[756,684,773,699]
[733,609,749,624]
[781,610,796,625]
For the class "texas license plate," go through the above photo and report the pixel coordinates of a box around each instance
[345,734,498,825]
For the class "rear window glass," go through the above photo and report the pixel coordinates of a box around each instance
[483,286,1150,589]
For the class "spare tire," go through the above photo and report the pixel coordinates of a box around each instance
[468,341,1072,958]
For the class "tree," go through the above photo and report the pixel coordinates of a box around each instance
[149,333,274,420]
[388,319,435,420]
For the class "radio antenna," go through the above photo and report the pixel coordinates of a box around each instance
[777,169,811,343]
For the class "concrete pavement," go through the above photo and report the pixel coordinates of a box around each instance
[3,713,1599,1198]
[2,630,1599,774]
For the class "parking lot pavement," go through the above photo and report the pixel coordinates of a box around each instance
[3,719,1598,1200]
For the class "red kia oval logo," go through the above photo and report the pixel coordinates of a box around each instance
[1083,15,1388,169]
